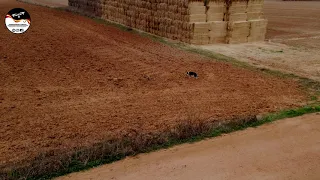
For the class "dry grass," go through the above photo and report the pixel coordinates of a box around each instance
[0,114,258,180]
[2,105,320,179]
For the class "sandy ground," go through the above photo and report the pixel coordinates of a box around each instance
[57,113,320,180]
[0,0,307,167]
[201,0,320,81]
[201,42,320,81]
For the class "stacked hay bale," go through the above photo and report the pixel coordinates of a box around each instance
[248,19,268,42]
[247,0,264,20]
[98,0,197,43]
[190,22,209,45]
[68,0,267,45]
[227,20,250,43]
[188,1,208,44]
[207,0,227,44]
[225,0,249,43]
[247,0,267,42]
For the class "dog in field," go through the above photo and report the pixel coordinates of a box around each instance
[186,71,198,78]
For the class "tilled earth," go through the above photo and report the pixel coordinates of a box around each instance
[0,0,307,166]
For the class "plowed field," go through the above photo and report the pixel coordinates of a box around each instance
[0,0,307,168]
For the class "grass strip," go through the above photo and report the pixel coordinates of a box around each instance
[1,105,319,180]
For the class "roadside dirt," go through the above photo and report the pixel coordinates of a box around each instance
[0,0,307,167]
[201,0,320,81]
[57,113,320,180]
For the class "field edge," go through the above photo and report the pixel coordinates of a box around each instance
[0,105,319,180]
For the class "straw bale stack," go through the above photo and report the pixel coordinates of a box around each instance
[208,21,227,43]
[190,22,210,44]
[226,21,250,43]
[188,14,207,22]
[69,0,267,45]
[247,12,263,20]
[248,19,268,42]
[188,5,206,14]
[206,1,226,22]
[247,0,264,20]
[192,22,210,33]
[188,0,207,23]
[229,13,247,22]
[228,2,247,14]
[190,34,210,44]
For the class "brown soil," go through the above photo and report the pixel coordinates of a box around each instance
[0,0,306,167]
[265,0,320,49]
[57,113,320,180]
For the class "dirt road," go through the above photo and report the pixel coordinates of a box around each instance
[58,113,320,180]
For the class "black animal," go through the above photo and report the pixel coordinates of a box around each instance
[186,71,198,78]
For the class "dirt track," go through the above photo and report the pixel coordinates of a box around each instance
[58,113,320,180]
[0,0,307,167]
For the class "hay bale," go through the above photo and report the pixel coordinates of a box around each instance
[248,0,264,5]
[228,21,250,30]
[206,21,227,44]
[208,21,227,36]
[227,21,250,43]
[226,36,248,44]
[191,22,210,33]
[247,4,263,12]
[228,13,247,22]
[209,36,226,43]
[207,5,226,14]
[247,12,263,20]
[250,19,268,27]
[207,0,225,6]
[71,0,267,44]
[206,13,224,21]
[190,34,210,45]
[228,5,247,14]
[187,14,207,22]
[248,35,265,42]
[248,19,268,39]
[188,5,206,14]
[208,21,227,30]
[189,1,205,6]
